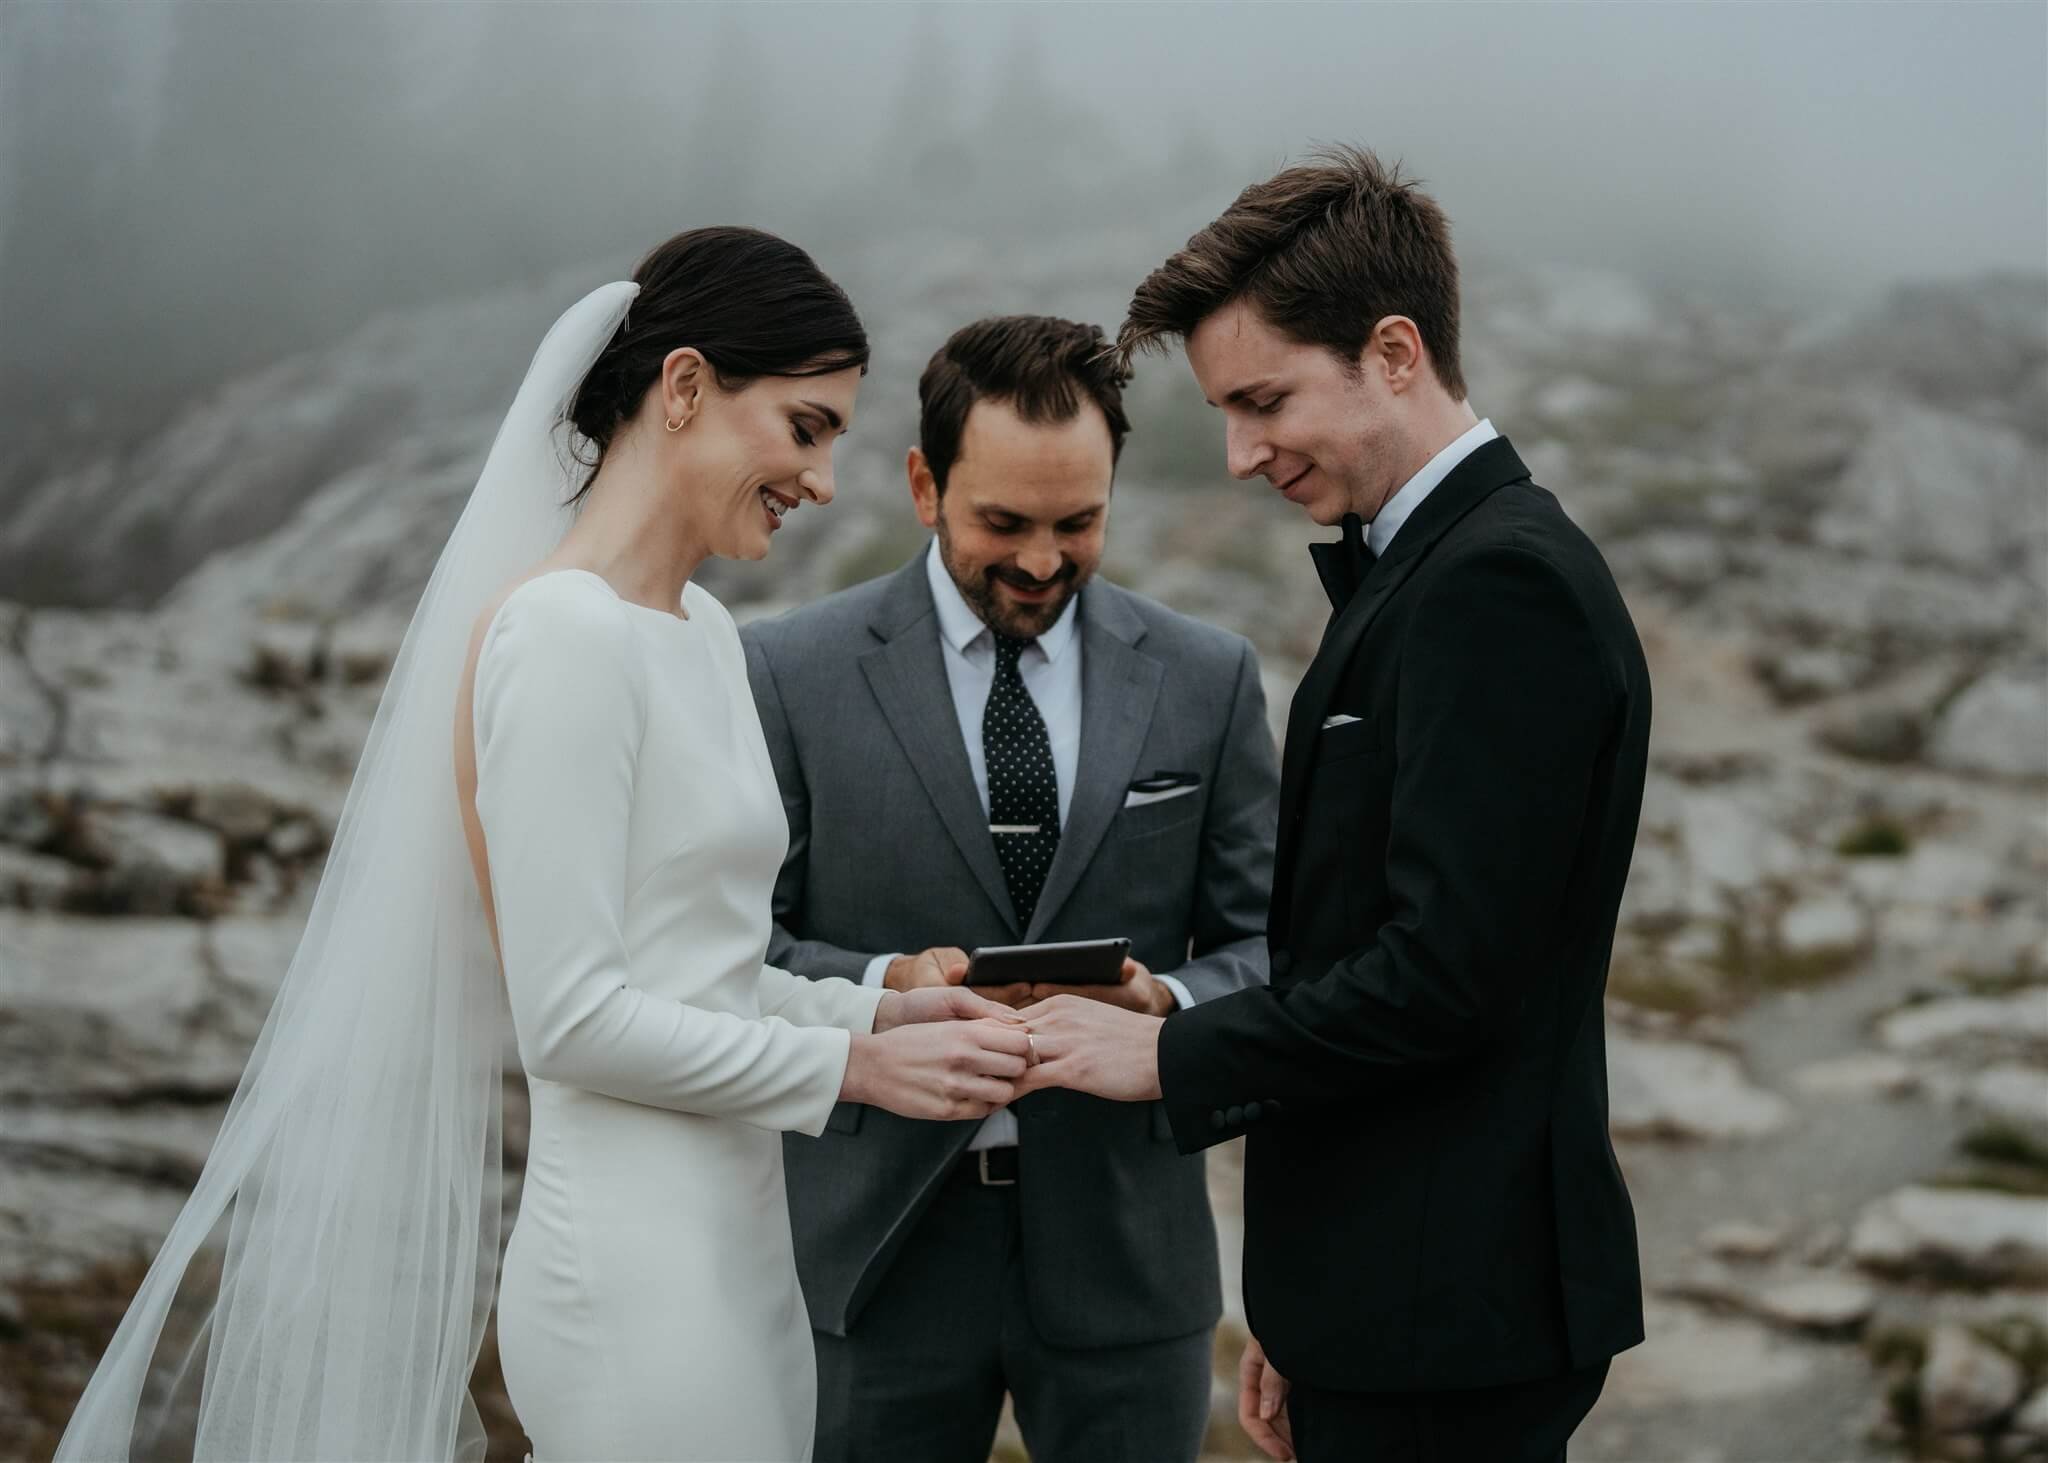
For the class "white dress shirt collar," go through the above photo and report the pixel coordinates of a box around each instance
[1366,417,1498,558]
[925,538,1080,662]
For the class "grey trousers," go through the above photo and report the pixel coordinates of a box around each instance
[810,1161,1214,1463]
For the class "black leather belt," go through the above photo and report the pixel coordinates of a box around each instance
[957,1146,1018,1186]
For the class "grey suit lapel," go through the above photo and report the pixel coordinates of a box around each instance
[1024,583,1161,943]
[858,558,1022,936]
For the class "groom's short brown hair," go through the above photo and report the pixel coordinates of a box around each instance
[1115,144,1466,400]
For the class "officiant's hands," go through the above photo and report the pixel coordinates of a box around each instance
[1026,956,1174,1017]
[1237,1334,1294,1460]
[1009,992,1163,1102]
[882,946,969,989]
[882,945,1031,1009]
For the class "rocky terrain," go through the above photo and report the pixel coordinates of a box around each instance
[1,249,2042,1461]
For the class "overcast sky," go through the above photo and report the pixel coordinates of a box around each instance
[755,0,2047,299]
[1,0,2041,432]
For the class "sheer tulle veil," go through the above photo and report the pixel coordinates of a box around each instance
[56,280,641,1462]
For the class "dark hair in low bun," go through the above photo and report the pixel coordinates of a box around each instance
[566,226,869,502]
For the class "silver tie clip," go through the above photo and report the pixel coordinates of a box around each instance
[989,824,1042,835]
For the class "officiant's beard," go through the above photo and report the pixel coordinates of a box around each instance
[935,514,1086,640]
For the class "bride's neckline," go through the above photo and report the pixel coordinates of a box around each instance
[548,567,694,623]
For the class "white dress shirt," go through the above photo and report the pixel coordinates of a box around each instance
[1366,418,1498,558]
[863,541,1191,1150]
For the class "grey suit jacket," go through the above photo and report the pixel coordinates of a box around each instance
[742,552,1278,1349]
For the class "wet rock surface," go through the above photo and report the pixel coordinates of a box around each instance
[3,260,2043,1461]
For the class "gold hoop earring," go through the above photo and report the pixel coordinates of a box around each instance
[665,416,684,433]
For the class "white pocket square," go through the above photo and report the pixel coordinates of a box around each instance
[1321,714,1364,729]
[1123,784,1200,809]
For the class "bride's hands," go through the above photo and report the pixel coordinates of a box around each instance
[873,984,1024,1033]
[841,1018,1034,1121]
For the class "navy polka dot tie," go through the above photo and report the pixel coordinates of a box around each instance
[984,633,1060,928]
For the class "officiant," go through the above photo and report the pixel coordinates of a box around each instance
[741,313,1280,1463]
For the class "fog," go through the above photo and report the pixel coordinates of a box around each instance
[1,10,2045,1457]
[1,0,2042,464]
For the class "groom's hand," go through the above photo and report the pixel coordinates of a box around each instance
[1028,957,1174,1017]
[1237,1334,1294,1461]
[1009,994,1163,1102]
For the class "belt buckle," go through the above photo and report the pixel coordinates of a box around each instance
[978,1149,1016,1187]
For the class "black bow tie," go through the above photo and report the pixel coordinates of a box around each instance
[1308,513,1376,610]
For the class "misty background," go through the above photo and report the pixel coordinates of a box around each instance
[2,4,2046,1462]
[2,0,2044,606]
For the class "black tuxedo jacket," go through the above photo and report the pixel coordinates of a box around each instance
[1158,436,1648,1394]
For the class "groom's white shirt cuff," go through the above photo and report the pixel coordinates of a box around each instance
[862,951,1193,1011]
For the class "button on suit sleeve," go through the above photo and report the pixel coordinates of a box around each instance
[473,576,852,1136]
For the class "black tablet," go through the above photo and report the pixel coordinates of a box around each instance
[964,938,1130,988]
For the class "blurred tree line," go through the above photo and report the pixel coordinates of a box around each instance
[0,1,1224,504]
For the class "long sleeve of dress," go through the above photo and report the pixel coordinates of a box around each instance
[755,962,886,1033]
[473,574,854,1136]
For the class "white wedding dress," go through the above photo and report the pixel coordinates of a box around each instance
[472,568,885,1462]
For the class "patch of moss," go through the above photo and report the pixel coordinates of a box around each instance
[1865,1323,1929,1373]
[1958,1122,2048,1173]
[1611,911,1878,1019]
[1608,964,1715,1016]
[1836,817,1912,858]
[1,1254,198,1461]
[1951,965,2043,997]
[1715,918,1863,994]
[1925,1165,2048,1199]
[1970,1313,2048,1380]
[1764,944,1865,989]
[1818,710,1926,766]
[1660,750,1770,787]
[1883,1372,1922,1432]
[1868,1324,1929,1441]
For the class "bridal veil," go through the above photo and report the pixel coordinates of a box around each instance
[55,281,641,1462]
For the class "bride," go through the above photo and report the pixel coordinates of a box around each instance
[56,227,1033,1463]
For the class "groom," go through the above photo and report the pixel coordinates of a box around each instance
[1015,146,1650,1462]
